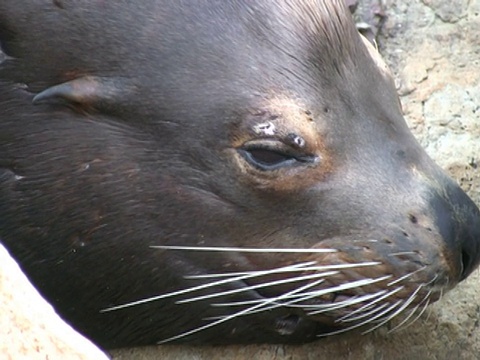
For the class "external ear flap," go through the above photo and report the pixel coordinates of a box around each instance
[32,76,137,113]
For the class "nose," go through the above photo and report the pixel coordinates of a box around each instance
[430,178,480,281]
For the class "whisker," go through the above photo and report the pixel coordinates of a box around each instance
[419,274,439,322]
[157,273,330,344]
[388,251,419,256]
[184,261,318,280]
[186,261,381,279]
[212,299,272,306]
[389,303,421,332]
[152,245,337,253]
[206,278,327,320]
[340,302,390,323]
[387,266,427,286]
[176,272,337,304]
[357,300,402,332]
[338,286,403,322]
[185,267,317,279]
[293,275,393,301]
[425,274,439,286]
[252,275,393,312]
[317,274,438,338]
[245,276,393,317]
[362,285,422,333]
[317,301,401,338]
[101,261,316,312]
[395,293,431,331]
[387,288,432,333]
[306,290,388,315]
[208,274,390,306]
[285,276,391,302]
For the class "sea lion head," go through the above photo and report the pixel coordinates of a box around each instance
[0,0,479,348]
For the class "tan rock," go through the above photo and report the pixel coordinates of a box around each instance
[0,244,108,360]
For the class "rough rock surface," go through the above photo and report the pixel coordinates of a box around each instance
[2,1,480,359]
[0,244,108,360]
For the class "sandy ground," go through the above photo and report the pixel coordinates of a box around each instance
[2,1,480,359]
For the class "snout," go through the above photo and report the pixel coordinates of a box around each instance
[298,171,480,332]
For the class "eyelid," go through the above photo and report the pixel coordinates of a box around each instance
[237,148,297,171]
[237,141,318,171]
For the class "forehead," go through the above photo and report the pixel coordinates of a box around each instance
[174,0,362,74]
[139,0,366,109]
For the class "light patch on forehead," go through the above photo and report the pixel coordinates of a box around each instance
[255,95,320,148]
[263,96,314,126]
[253,121,276,136]
[230,94,322,151]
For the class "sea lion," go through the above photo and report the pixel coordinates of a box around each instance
[0,0,479,349]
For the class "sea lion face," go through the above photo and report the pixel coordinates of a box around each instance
[0,0,479,348]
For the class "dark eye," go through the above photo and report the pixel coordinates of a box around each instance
[237,146,317,171]
[239,148,295,170]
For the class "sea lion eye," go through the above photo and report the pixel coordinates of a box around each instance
[239,148,296,170]
[237,143,318,171]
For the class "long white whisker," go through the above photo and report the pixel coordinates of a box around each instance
[152,245,337,253]
[212,299,272,306]
[237,276,393,317]
[388,286,432,333]
[288,275,393,301]
[186,261,381,279]
[207,278,327,320]
[338,286,403,322]
[317,301,401,338]
[362,285,422,333]
[157,272,332,343]
[395,292,431,331]
[213,289,381,309]
[387,266,427,286]
[417,275,439,322]
[340,302,390,323]
[389,303,422,332]
[176,271,338,304]
[357,300,402,330]
[101,261,316,312]
[183,261,318,282]
[306,290,388,315]
[283,275,392,308]
[425,274,439,286]
[388,251,419,256]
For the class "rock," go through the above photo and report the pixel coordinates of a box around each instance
[0,244,109,360]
